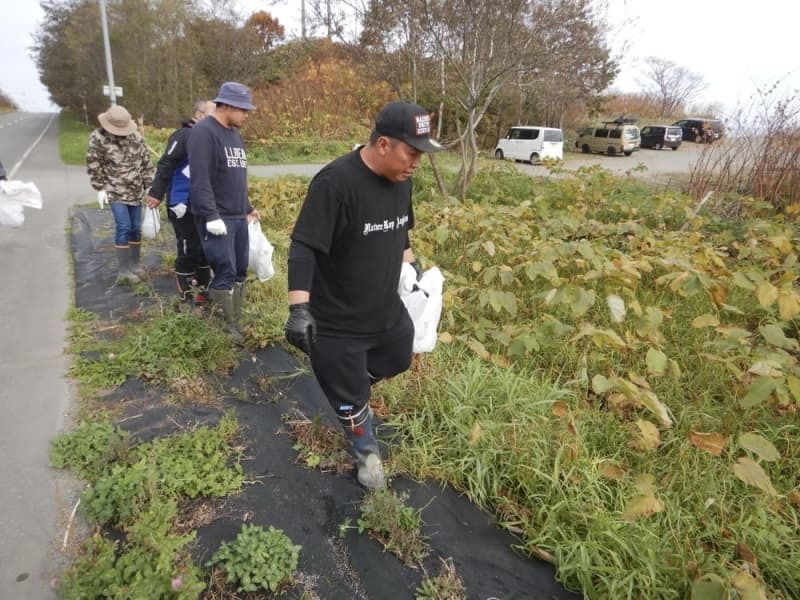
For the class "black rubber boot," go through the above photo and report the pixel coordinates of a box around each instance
[195,266,212,305]
[337,404,386,490]
[208,288,243,344]
[129,241,146,277]
[115,246,140,284]
[175,271,195,304]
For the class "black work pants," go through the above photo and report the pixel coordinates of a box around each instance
[310,309,414,416]
[168,206,208,274]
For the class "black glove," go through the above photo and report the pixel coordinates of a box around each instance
[410,260,422,281]
[285,302,317,355]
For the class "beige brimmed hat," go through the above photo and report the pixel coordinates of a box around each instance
[98,105,137,136]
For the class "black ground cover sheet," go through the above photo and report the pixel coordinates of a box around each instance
[70,206,581,600]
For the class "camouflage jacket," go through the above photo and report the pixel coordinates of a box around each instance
[86,128,154,205]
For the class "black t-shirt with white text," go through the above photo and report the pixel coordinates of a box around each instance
[291,149,414,335]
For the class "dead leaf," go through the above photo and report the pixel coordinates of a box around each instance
[599,461,626,481]
[732,457,778,496]
[622,494,664,522]
[731,570,767,600]
[738,433,780,462]
[736,542,758,567]
[787,491,800,508]
[469,420,481,446]
[756,281,778,309]
[551,401,569,418]
[629,419,660,452]
[689,431,729,457]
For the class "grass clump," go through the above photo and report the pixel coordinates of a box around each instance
[416,557,466,600]
[355,490,429,568]
[68,311,236,397]
[285,412,353,475]
[208,523,301,593]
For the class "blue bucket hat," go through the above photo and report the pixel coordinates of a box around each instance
[213,81,255,110]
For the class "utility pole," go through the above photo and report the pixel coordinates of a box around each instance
[99,0,117,105]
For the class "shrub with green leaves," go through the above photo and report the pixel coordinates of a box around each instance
[50,421,131,481]
[81,412,243,527]
[208,523,301,593]
[58,500,205,599]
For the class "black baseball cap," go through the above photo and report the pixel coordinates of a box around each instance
[374,101,442,153]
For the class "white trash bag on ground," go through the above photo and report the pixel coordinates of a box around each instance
[248,221,275,281]
[0,180,43,227]
[398,262,445,353]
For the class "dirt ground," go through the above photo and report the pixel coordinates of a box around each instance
[70,206,582,600]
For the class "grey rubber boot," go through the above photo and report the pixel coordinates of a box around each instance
[115,246,140,284]
[337,405,386,490]
[233,281,245,320]
[208,287,243,344]
[129,242,146,276]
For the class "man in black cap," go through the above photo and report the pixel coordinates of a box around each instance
[188,82,260,342]
[284,101,442,490]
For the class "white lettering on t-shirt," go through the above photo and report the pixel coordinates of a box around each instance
[362,214,410,236]
[224,146,248,168]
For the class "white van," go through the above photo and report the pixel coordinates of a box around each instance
[494,126,564,163]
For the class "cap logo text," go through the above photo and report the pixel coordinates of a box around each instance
[414,115,431,136]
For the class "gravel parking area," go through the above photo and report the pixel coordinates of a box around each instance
[515,141,707,181]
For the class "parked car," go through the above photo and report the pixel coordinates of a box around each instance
[575,122,640,156]
[494,126,564,163]
[672,118,724,143]
[639,125,683,150]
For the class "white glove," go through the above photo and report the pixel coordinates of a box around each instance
[206,219,227,236]
[97,190,108,209]
[169,203,187,219]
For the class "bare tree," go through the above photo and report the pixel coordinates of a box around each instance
[641,56,706,119]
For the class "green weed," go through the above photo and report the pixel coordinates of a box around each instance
[49,420,131,481]
[208,523,301,593]
[356,490,429,568]
[416,557,466,600]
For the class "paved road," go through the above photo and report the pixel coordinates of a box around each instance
[0,112,90,599]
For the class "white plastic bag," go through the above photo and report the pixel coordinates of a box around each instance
[142,206,161,239]
[398,263,445,353]
[0,180,43,227]
[248,221,275,281]
[0,201,25,227]
[0,180,43,209]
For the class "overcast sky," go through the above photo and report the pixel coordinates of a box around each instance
[1,1,797,116]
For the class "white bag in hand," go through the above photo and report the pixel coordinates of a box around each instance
[142,206,161,239]
[398,263,445,353]
[248,221,275,281]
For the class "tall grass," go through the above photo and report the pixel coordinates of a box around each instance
[689,87,800,211]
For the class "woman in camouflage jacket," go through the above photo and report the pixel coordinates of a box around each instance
[86,105,154,283]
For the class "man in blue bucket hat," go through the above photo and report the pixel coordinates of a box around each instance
[188,82,260,343]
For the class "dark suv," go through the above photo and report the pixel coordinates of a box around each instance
[672,118,724,143]
[639,125,683,150]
